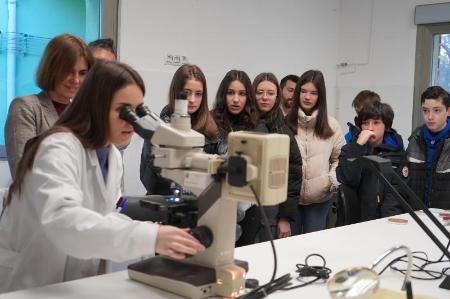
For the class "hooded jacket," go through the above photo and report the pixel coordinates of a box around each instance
[344,122,359,144]
[337,128,406,221]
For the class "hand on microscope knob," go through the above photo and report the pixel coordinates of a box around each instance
[190,226,213,248]
[155,225,205,260]
[182,226,214,258]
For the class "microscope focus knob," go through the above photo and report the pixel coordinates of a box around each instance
[190,226,213,248]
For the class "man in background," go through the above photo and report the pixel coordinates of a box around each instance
[280,74,298,116]
[89,38,116,61]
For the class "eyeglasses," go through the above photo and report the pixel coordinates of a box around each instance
[256,90,277,98]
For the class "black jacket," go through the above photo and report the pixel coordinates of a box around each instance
[139,105,227,195]
[405,127,450,210]
[236,117,303,246]
[257,119,303,221]
[336,129,405,222]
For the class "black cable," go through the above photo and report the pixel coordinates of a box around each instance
[249,184,277,282]
[431,239,450,263]
[239,180,332,297]
[239,274,292,299]
[281,253,332,291]
[377,249,450,281]
[237,185,290,299]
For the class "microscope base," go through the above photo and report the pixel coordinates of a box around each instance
[128,256,248,298]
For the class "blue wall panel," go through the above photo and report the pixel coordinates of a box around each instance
[0,0,100,146]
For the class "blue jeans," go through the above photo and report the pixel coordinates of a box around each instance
[292,200,331,235]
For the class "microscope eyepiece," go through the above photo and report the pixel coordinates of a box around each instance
[136,104,152,118]
[119,105,139,123]
[118,104,162,139]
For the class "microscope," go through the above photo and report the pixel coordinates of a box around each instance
[120,93,290,298]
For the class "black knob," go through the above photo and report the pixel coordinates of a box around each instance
[190,226,213,248]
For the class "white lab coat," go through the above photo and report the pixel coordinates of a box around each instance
[0,133,158,293]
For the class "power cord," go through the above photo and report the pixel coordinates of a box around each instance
[238,185,291,299]
[239,185,332,297]
[240,274,292,299]
[429,239,450,265]
[378,251,450,280]
[282,253,332,290]
[377,240,450,281]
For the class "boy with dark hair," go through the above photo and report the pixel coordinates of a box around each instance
[337,101,405,222]
[403,86,450,209]
[345,90,381,143]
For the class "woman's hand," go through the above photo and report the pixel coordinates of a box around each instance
[155,225,205,259]
[277,218,291,238]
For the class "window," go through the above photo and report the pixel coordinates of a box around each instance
[0,0,118,160]
[412,3,450,129]
[412,24,450,130]
[431,33,450,90]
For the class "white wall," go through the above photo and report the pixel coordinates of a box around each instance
[0,161,11,188]
[118,0,446,195]
[118,0,340,195]
[336,0,445,141]
[0,1,444,194]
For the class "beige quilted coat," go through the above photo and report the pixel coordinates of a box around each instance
[295,109,344,205]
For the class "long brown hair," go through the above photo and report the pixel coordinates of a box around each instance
[212,69,258,137]
[286,69,333,139]
[6,61,145,206]
[36,33,94,92]
[166,64,217,139]
[252,72,284,132]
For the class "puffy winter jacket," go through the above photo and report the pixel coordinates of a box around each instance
[295,109,344,205]
[337,129,406,222]
[404,126,450,210]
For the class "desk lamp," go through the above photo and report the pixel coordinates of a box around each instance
[328,245,413,299]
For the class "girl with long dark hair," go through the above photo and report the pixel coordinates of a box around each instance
[0,61,204,293]
[286,70,344,234]
[211,69,258,138]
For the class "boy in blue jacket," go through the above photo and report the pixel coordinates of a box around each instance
[337,101,405,222]
[403,86,450,210]
[345,90,381,144]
